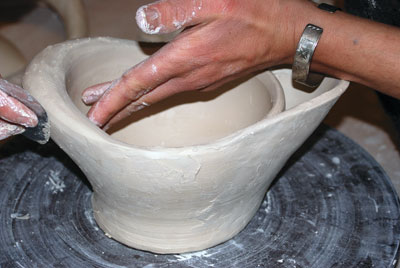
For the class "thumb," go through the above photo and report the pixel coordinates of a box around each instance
[136,0,214,35]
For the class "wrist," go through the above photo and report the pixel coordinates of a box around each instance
[282,2,353,82]
[276,1,321,66]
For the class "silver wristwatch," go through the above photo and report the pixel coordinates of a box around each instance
[292,3,341,87]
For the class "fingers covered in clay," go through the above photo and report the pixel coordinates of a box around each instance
[0,79,38,128]
[101,76,201,130]
[85,0,306,128]
[86,37,232,128]
[85,49,186,127]
[136,0,222,35]
[101,67,256,130]
[0,77,38,140]
[82,81,112,105]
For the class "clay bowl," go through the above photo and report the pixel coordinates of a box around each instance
[23,37,349,254]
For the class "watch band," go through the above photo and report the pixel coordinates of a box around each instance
[292,3,341,87]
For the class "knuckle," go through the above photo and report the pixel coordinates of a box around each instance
[118,71,149,101]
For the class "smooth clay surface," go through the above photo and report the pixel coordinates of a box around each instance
[23,37,349,254]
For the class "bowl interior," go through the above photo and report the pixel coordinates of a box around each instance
[66,44,282,147]
[271,69,344,110]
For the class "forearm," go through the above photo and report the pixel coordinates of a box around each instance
[293,4,400,97]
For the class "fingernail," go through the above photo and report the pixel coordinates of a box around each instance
[82,83,112,104]
[82,94,96,104]
[0,90,38,128]
[82,92,103,105]
[136,6,162,34]
[87,107,104,128]
[19,116,38,128]
[2,108,38,128]
[82,89,93,103]
[15,108,38,128]
[88,114,103,128]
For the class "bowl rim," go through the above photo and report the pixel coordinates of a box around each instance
[23,37,349,156]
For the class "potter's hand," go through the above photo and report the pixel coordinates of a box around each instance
[82,0,305,128]
[83,0,400,129]
[0,75,38,140]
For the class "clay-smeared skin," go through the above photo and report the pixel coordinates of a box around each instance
[84,0,400,129]
[0,75,38,140]
[83,0,299,129]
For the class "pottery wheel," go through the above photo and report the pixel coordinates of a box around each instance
[0,125,399,268]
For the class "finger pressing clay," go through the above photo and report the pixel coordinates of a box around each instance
[0,79,38,128]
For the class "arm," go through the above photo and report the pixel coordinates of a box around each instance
[306,6,400,97]
[82,0,400,128]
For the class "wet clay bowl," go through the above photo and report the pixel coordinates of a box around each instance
[23,37,348,254]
